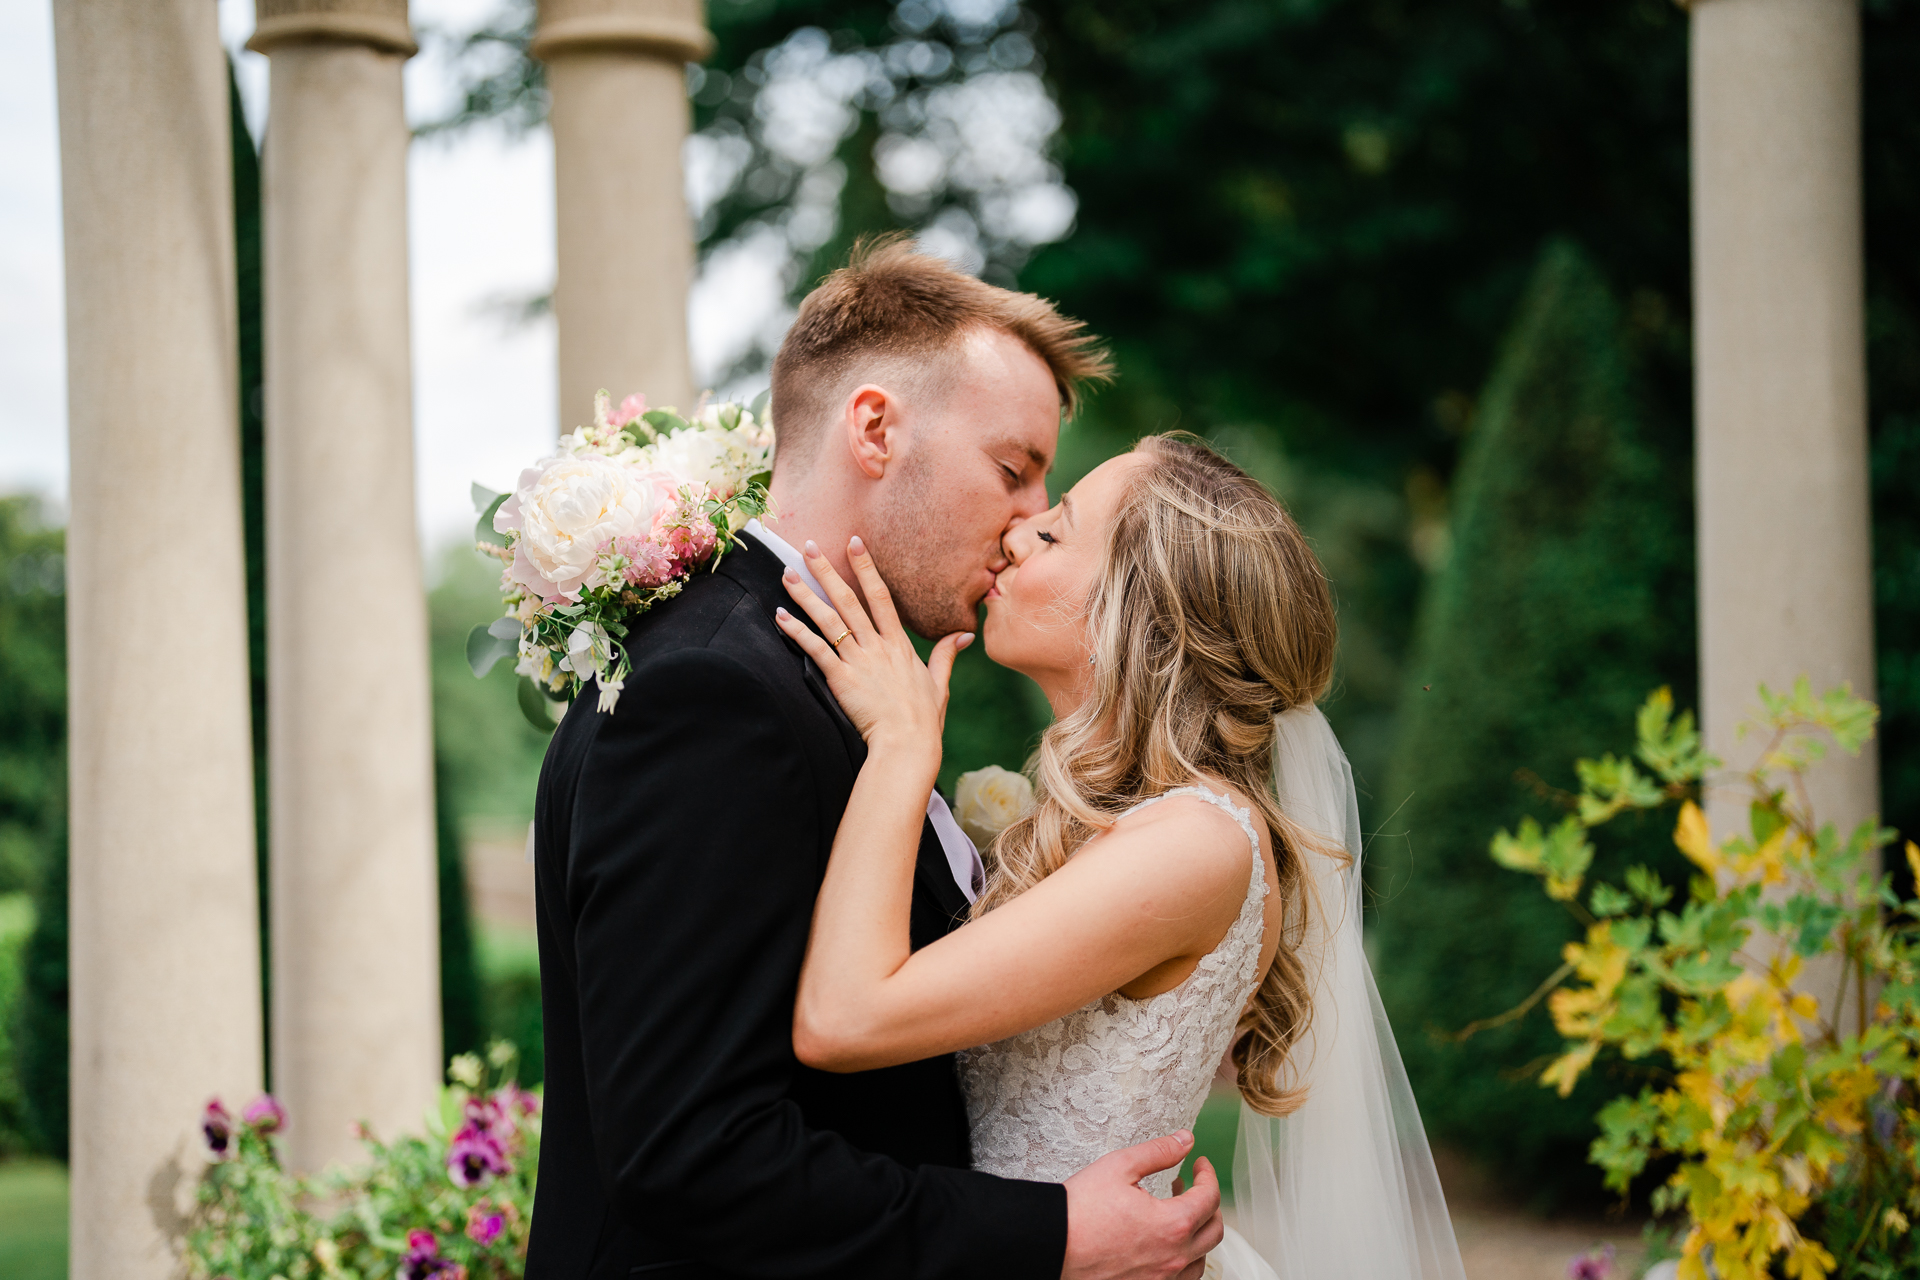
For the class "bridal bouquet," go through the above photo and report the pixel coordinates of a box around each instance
[467,391,773,720]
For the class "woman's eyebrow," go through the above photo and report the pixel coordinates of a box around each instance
[1059,493,1076,525]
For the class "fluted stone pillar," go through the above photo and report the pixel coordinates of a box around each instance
[51,1,264,1272]
[535,0,711,427]
[250,0,441,1170]
[1692,0,1877,1002]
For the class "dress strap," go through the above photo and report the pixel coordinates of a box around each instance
[1117,784,1263,871]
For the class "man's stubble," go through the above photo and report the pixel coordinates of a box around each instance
[868,446,982,640]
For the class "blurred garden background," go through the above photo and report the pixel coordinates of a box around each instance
[3,0,1919,1276]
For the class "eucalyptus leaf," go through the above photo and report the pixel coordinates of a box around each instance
[466,622,517,678]
[518,677,560,734]
[487,615,522,641]
[471,482,506,514]
[749,387,771,420]
[475,493,510,547]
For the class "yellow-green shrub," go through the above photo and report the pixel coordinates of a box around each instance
[1488,682,1918,1280]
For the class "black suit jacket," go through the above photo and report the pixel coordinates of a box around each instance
[525,534,1068,1280]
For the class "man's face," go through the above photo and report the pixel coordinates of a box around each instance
[869,328,1060,637]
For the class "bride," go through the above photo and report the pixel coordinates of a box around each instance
[772,432,1466,1279]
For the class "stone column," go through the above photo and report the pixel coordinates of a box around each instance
[250,0,442,1171]
[535,0,711,428]
[51,1,263,1272]
[1692,0,1877,1003]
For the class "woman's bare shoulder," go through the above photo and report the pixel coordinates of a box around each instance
[1087,780,1263,894]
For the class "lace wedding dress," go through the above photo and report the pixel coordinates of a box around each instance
[960,785,1280,1278]
[957,708,1468,1280]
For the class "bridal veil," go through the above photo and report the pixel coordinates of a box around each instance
[1227,705,1467,1280]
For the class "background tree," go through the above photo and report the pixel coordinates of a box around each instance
[0,498,65,1157]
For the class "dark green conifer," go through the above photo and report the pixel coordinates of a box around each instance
[1371,240,1694,1207]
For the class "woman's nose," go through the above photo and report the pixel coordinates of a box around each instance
[1001,517,1033,565]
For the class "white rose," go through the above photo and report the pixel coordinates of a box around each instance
[495,453,666,601]
[953,765,1035,851]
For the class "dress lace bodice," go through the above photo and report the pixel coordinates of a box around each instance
[959,785,1268,1198]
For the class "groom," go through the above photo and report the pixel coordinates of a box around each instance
[525,238,1223,1280]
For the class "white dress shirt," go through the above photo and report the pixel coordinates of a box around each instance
[745,519,985,902]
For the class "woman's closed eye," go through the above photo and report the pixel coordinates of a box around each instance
[1036,529,1059,546]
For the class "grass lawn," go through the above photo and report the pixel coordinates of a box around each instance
[0,1158,67,1280]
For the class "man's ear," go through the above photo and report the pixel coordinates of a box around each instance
[842,384,896,480]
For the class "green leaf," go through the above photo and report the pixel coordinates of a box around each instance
[643,409,688,436]
[466,622,517,678]
[1590,882,1635,917]
[1623,864,1673,908]
[1575,752,1663,824]
[1635,686,1711,784]
[749,387,771,420]
[1490,814,1593,900]
[471,482,506,514]
[517,677,561,734]
[475,492,510,547]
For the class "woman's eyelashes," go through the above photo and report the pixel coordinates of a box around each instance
[1036,528,1059,546]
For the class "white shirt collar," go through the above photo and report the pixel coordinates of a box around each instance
[744,518,824,601]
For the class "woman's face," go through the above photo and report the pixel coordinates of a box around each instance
[983,451,1149,713]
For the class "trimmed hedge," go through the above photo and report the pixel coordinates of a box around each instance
[1371,241,1696,1208]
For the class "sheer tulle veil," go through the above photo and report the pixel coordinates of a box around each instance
[1218,705,1467,1280]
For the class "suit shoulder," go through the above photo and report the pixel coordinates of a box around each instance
[622,569,750,654]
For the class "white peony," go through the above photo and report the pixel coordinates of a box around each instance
[650,427,742,498]
[953,765,1036,851]
[495,453,668,601]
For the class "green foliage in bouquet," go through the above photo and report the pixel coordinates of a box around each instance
[1372,240,1695,1205]
[1489,683,1919,1280]
[184,1043,539,1280]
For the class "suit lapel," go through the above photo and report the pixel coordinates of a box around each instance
[913,823,970,925]
[720,535,971,925]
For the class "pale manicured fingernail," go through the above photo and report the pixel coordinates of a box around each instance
[849,535,865,555]
[804,539,821,557]
[961,632,975,645]
[782,567,799,583]
[776,607,791,619]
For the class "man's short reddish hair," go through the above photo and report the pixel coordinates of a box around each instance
[769,235,1112,471]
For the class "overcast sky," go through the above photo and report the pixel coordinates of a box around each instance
[0,0,775,549]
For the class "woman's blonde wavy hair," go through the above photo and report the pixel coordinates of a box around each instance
[972,432,1340,1117]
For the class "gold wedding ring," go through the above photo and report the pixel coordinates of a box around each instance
[829,628,852,650]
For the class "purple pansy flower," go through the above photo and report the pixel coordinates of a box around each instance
[1567,1245,1615,1280]
[202,1099,234,1157]
[402,1230,461,1280]
[446,1123,510,1188]
[467,1202,506,1248]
